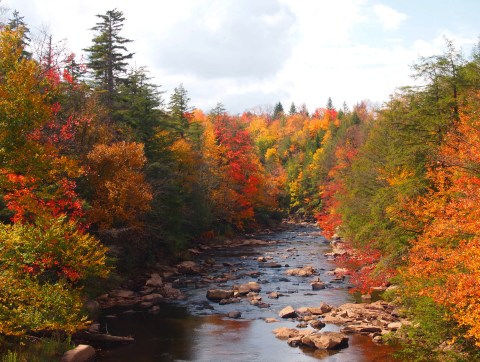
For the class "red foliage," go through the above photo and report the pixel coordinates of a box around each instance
[336,243,395,293]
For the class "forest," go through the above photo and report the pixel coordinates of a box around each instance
[1,7,480,362]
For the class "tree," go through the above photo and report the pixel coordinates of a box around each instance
[85,142,152,229]
[115,66,164,142]
[168,83,193,137]
[289,102,297,115]
[273,101,284,120]
[84,8,133,111]
[326,97,334,110]
[7,10,31,59]
[399,98,480,349]
[0,28,109,337]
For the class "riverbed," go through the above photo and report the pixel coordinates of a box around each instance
[97,223,397,361]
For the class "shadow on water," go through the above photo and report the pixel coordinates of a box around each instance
[98,223,398,362]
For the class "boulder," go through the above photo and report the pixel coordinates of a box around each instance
[176,261,200,274]
[273,327,300,339]
[268,292,280,299]
[310,320,326,330]
[308,302,332,315]
[61,345,95,362]
[311,282,326,290]
[237,282,261,294]
[285,266,316,277]
[287,335,303,347]
[273,327,313,340]
[301,332,349,350]
[142,293,163,304]
[279,305,297,318]
[110,289,135,298]
[227,311,242,319]
[145,273,163,288]
[206,289,234,302]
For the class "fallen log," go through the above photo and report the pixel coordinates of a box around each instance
[75,332,134,347]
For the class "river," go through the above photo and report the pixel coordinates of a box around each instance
[97,223,397,361]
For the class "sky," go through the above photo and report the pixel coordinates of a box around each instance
[3,0,480,114]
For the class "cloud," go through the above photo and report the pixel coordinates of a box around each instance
[373,4,407,31]
[153,0,296,79]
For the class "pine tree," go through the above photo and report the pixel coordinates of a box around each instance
[168,84,193,137]
[326,97,334,110]
[273,102,284,120]
[84,9,133,112]
[116,66,164,142]
[7,10,31,59]
[289,102,297,115]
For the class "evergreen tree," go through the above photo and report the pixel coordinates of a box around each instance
[273,101,284,120]
[289,102,297,115]
[210,102,227,119]
[7,10,31,59]
[168,84,193,137]
[116,66,164,142]
[84,8,133,112]
[326,97,334,110]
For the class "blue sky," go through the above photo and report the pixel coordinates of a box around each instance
[3,0,480,113]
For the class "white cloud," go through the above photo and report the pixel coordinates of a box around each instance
[4,0,479,113]
[373,4,407,31]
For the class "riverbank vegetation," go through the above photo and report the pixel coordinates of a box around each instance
[1,6,480,361]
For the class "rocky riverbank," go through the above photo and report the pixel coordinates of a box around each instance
[90,222,400,361]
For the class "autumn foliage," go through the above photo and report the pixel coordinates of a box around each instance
[3,11,480,360]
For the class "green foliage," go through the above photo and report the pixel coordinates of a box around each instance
[0,217,109,336]
[168,83,193,137]
[390,296,479,362]
[1,334,73,362]
[115,66,165,142]
[84,8,133,109]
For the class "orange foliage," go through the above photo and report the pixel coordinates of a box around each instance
[86,142,152,229]
[401,98,480,345]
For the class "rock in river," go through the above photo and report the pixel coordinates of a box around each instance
[145,273,163,288]
[227,311,242,319]
[176,261,201,274]
[285,265,316,277]
[301,331,349,350]
[279,305,297,318]
[206,289,234,302]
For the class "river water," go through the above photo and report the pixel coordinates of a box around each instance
[97,223,397,361]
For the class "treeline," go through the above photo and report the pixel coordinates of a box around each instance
[313,40,480,359]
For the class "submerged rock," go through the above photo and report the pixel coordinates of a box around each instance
[262,262,282,268]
